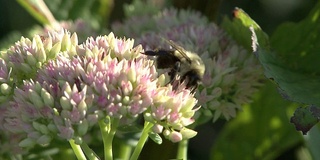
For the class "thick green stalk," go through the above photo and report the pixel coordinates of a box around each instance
[99,118,110,160]
[130,122,154,160]
[80,142,100,160]
[177,139,188,160]
[118,141,133,160]
[69,139,86,160]
[99,117,120,160]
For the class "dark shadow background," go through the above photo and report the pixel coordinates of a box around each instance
[0,0,317,39]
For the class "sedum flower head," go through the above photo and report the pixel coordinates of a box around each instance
[4,80,57,147]
[145,78,198,142]
[201,43,263,121]
[0,30,78,84]
[112,8,208,40]
[4,32,150,145]
[112,7,264,122]
[0,30,78,154]
[3,30,199,148]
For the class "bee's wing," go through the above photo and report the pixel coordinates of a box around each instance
[162,38,192,64]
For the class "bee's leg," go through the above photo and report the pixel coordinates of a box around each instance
[168,61,180,81]
[184,76,198,93]
[189,84,198,93]
[142,49,174,56]
[166,62,181,90]
[183,71,200,93]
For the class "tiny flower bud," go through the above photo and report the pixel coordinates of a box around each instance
[144,113,153,122]
[43,36,53,51]
[36,61,42,69]
[29,90,44,108]
[21,63,33,73]
[152,124,163,133]
[211,87,222,98]
[180,98,197,113]
[40,127,49,136]
[1,83,11,95]
[49,42,61,58]
[37,135,52,146]
[74,136,83,145]
[77,99,87,115]
[77,120,89,136]
[60,97,72,110]
[41,88,54,107]
[61,33,71,51]
[169,131,182,143]
[26,52,37,66]
[157,74,167,86]
[180,128,197,139]
[28,131,41,140]
[57,125,74,140]
[163,129,170,137]
[19,138,36,147]
[47,123,58,133]
[63,83,72,95]
[123,96,130,104]
[87,113,99,126]
[37,47,47,63]
[35,122,49,135]
[127,67,136,82]
[33,35,43,48]
[71,33,79,47]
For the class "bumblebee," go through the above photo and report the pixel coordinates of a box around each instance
[142,39,205,93]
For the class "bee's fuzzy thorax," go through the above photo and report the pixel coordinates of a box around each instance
[142,39,205,93]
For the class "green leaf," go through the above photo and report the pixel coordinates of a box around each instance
[210,82,302,160]
[148,132,162,145]
[304,125,320,159]
[252,1,320,106]
[16,0,112,30]
[17,0,51,25]
[221,8,269,51]
[270,1,320,74]
[252,47,320,106]
[290,106,319,134]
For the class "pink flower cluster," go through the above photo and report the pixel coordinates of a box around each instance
[1,30,199,154]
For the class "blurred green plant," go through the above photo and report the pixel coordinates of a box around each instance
[251,0,320,136]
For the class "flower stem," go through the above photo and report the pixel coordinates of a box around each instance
[177,139,188,160]
[99,117,120,160]
[99,117,111,160]
[118,140,133,160]
[80,142,100,160]
[69,139,86,160]
[130,122,153,160]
